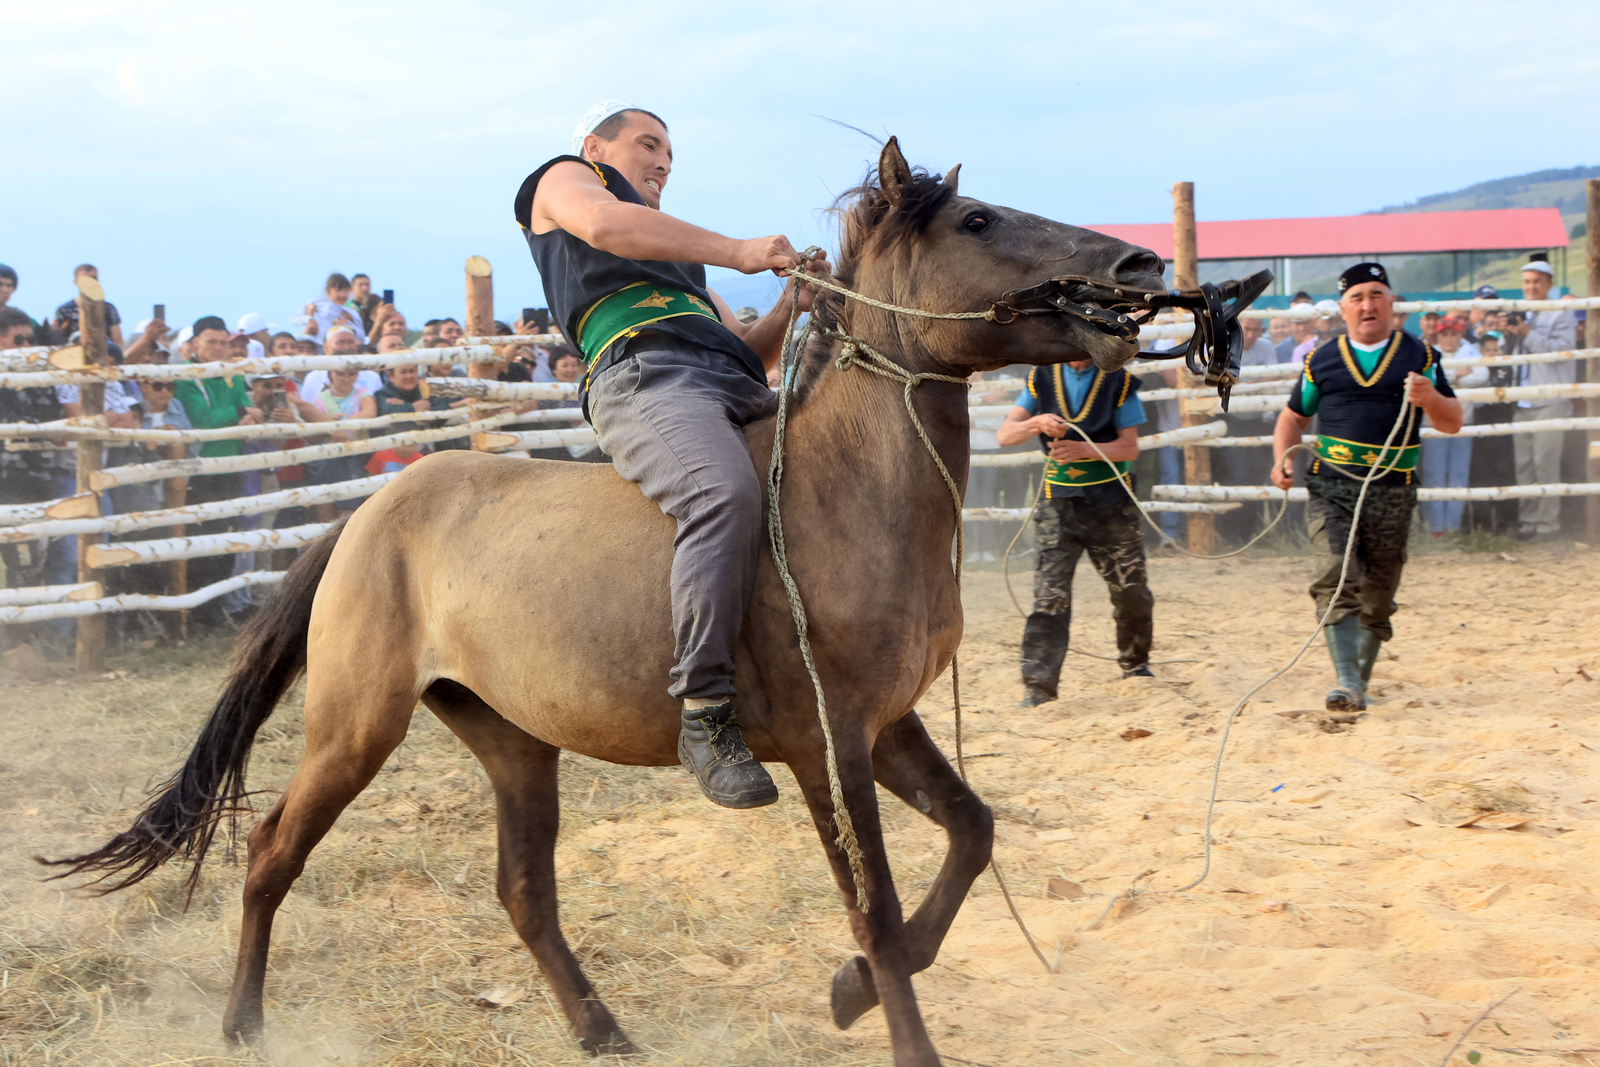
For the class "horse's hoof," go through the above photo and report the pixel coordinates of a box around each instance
[221,1019,262,1049]
[830,955,879,1030]
[578,1031,639,1057]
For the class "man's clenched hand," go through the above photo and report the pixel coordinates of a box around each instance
[734,235,804,276]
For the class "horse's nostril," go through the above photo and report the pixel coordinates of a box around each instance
[1115,250,1165,284]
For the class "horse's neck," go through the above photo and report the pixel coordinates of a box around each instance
[777,330,970,541]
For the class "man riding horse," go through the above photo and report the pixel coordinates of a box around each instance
[514,101,829,809]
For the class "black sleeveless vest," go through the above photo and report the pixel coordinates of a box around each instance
[1025,363,1139,504]
[513,156,764,400]
[1290,331,1453,486]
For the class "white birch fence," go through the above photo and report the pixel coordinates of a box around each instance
[3,296,1597,628]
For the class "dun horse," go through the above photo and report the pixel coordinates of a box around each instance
[48,138,1165,1066]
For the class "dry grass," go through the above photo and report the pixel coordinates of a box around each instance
[0,637,947,1067]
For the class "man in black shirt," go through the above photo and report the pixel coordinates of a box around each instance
[1270,263,1462,713]
[517,102,826,808]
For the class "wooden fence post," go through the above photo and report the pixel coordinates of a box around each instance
[1587,179,1600,543]
[1172,182,1216,555]
[163,441,189,640]
[464,256,496,451]
[75,276,108,671]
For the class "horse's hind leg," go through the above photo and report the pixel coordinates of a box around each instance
[424,682,636,1056]
[223,683,414,1045]
[831,711,994,1030]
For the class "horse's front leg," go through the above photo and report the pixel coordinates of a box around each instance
[831,710,994,1030]
[785,721,942,1067]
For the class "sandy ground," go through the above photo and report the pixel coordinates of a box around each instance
[2,542,1599,1066]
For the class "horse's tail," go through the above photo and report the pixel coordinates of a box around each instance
[38,516,350,897]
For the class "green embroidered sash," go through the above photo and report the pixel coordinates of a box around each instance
[1314,434,1419,472]
[575,282,721,363]
[1043,457,1130,487]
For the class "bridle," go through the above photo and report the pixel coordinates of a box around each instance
[987,268,1276,410]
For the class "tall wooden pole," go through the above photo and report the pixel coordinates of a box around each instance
[1172,182,1216,554]
[163,441,189,641]
[75,276,108,671]
[464,256,496,451]
[1586,179,1600,541]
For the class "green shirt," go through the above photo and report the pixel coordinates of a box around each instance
[174,375,250,457]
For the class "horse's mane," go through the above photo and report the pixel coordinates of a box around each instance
[791,162,954,389]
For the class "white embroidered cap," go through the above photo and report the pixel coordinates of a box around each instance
[1523,259,1554,277]
[572,100,637,158]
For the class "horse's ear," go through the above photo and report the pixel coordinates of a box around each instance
[942,163,961,196]
[879,136,913,207]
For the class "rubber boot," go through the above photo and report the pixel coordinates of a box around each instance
[678,700,778,809]
[1356,628,1382,690]
[1323,616,1366,712]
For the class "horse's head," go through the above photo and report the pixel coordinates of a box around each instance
[820,137,1167,374]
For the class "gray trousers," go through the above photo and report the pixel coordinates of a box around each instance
[588,337,777,702]
[1512,400,1572,534]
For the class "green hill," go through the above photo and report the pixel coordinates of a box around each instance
[1373,165,1599,232]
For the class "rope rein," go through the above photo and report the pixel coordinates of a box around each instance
[766,257,1419,969]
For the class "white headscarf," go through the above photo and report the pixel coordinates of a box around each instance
[571,100,637,158]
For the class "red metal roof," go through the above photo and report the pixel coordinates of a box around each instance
[1086,208,1570,260]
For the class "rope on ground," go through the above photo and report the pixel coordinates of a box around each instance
[1078,401,1419,929]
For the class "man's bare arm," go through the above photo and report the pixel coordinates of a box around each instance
[1271,407,1312,489]
[532,161,799,276]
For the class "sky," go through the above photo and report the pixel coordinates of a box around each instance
[5,0,1598,332]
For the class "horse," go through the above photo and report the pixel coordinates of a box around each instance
[46,137,1166,1067]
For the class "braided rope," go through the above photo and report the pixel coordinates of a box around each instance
[789,265,995,322]
[765,288,870,909]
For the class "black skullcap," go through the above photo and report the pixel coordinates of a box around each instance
[192,315,228,336]
[1338,262,1390,294]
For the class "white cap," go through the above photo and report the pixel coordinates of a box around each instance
[572,100,637,157]
[175,325,194,346]
[134,317,154,334]
[1314,299,1341,317]
[1523,259,1554,277]
[326,324,357,341]
[236,312,269,334]
[246,338,265,360]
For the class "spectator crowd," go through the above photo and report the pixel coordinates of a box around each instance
[0,262,590,638]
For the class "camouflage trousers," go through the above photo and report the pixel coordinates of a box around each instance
[1021,495,1154,695]
[1305,470,1417,642]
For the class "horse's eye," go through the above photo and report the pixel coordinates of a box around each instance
[964,214,991,234]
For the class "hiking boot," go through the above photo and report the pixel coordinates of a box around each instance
[678,700,778,809]
[1122,664,1155,680]
[1017,685,1056,708]
[1324,616,1366,712]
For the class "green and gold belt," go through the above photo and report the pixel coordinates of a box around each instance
[1043,457,1129,487]
[1313,434,1419,472]
[575,282,721,363]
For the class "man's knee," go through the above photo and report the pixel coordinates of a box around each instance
[683,462,762,533]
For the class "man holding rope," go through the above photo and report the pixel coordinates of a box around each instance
[997,357,1153,707]
[514,101,827,809]
[1270,263,1462,712]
